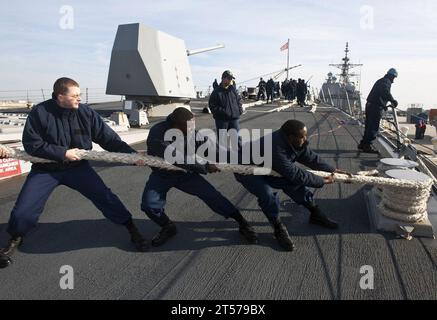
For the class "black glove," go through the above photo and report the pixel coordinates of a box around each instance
[392,100,398,108]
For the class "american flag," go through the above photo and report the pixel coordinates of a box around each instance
[280,42,288,51]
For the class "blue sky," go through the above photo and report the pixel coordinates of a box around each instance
[0,0,436,108]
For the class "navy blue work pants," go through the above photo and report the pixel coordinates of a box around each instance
[215,119,240,132]
[7,162,132,237]
[234,174,314,222]
[362,103,383,144]
[266,90,274,103]
[141,171,237,226]
[215,119,241,149]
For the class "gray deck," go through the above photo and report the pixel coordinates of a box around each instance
[0,103,436,300]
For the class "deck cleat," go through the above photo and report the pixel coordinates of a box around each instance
[399,225,415,241]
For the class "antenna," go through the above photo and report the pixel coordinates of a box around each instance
[329,42,363,85]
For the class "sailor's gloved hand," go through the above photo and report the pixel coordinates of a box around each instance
[135,159,146,166]
[64,148,81,162]
[392,100,398,108]
[323,173,335,184]
[207,163,220,173]
[133,150,147,166]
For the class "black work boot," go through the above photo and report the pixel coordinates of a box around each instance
[0,253,12,269]
[230,211,258,244]
[238,221,258,244]
[363,145,379,154]
[307,205,339,229]
[126,220,149,252]
[272,219,294,252]
[0,236,23,269]
[151,222,177,247]
[0,236,23,256]
[358,142,379,154]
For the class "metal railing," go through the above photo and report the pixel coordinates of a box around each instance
[0,88,123,106]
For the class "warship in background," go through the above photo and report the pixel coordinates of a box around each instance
[320,43,363,118]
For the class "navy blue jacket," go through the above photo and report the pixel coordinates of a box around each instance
[146,116,209,175]
[367,75,395,109]
[208,85,243,120]
[23,99,136,171]
[241,130,335,188]
[266,79,275,93]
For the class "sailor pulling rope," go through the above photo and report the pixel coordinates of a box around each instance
[0,144,432,223]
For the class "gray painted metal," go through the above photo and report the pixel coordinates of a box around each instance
[320,43,363,116]
[106,23,196,101]
[385,169,431,182]
[187,44,224,56]
[380,158,418,169]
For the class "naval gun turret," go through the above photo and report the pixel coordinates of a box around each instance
[106,23,224,125]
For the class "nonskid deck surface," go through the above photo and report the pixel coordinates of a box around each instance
[0,103,436,300]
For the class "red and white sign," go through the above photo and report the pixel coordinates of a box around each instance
[0,158,22,179]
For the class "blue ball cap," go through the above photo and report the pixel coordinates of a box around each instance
[387,68,398,77]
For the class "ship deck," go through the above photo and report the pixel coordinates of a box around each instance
[0,102,436,300]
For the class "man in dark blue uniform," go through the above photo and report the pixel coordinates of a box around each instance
[209,70,243,133]
[291,79,297,101]
[140,107,257,247]
[0,77,148,269]
[266,78,275,104]
[296,79,307,107]
[209,70,243,149]
[212,79,219,90]
[234,120,351,251]
[256,77,267,101]
[358,68,398,153]
[281,79,289,99]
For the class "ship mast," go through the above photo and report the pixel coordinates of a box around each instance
[329,42,363,85]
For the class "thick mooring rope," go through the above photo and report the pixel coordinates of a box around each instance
[0,144,432,223]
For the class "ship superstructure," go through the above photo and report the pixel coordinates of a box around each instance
[320,43,363,117]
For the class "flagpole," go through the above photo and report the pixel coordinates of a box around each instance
[286,38,290,80]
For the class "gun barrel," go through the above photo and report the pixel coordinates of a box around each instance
[187,44,225,56]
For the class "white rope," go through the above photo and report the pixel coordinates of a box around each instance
[0,144,432,223]
[0,144,187,173]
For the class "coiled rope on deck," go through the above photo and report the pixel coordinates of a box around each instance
[0,144,432,223]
